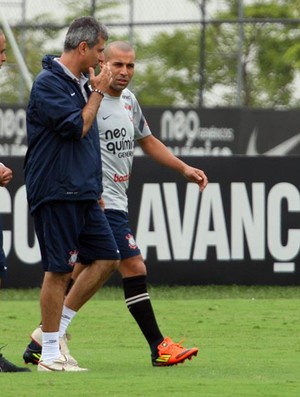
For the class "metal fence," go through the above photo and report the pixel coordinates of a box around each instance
[1,0,208,49]
[1,0,300,108]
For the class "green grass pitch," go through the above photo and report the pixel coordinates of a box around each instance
[1,285,300,397]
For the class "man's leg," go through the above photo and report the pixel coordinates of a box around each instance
[60,201,120,342]
[64,259,117,312]
[120,256,198,366]
[23,260,117,367]
[119,256,164,351]
[37,260,117,372]
[23,273,75,366]
[104,209,198,366]
[53,259,118,367]
[38,271,82,371]
[23,260,118,365]
[33,201,101,372]
[40,272,69,332]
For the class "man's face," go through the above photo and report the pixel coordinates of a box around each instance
[0,34,7,68]
[81,37,106,73]
[106,48,135,95]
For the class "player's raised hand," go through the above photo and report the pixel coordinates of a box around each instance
[89,62,112,94]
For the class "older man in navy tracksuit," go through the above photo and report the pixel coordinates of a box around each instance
[24,16,120,372]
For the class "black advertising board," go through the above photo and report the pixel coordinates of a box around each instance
[2,105,300,157]
[1,156,300,287]
[141,107,300,156]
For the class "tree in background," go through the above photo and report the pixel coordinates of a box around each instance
[133,29,200,107]
[133,0,300,108]
[202,0,300,107]
[1,14,59,104]
[62,0,122,24]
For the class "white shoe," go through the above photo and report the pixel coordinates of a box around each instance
[30,326,42,346]
[30,327,78,366]
[59,334,78,366]
[37,354,88,372]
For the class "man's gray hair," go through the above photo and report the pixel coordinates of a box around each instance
[64,16,108,51]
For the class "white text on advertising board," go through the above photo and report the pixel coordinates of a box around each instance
[160,110,234,156]
[0,108,27,156]
[136,182,300,262]
[1,182,299,265]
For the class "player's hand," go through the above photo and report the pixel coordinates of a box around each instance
[98,197,105,210]
[89,62,112,94]
[0,165,13,187]
[182,166,208,192]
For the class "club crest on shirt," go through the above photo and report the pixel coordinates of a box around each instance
[68,250,79,266]
[124,103,132,111]
[126,233,137,249]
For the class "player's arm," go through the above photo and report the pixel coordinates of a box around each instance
[138,135,208,192]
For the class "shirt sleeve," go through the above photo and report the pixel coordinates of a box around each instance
[130,91,152,141]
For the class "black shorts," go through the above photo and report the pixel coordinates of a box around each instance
[105,209,141,260]
[33,201,120,273]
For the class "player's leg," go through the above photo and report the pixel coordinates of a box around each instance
[23,274,81,365]
[31,203,89,372]
[106,209,198,366]
[24,202,119,369]
[120,256,198,366]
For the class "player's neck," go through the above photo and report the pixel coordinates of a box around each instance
[106,87,123,97]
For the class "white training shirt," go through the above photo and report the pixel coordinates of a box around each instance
[97,88,152,212]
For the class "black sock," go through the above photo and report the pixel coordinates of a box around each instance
[123,275,164,356]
